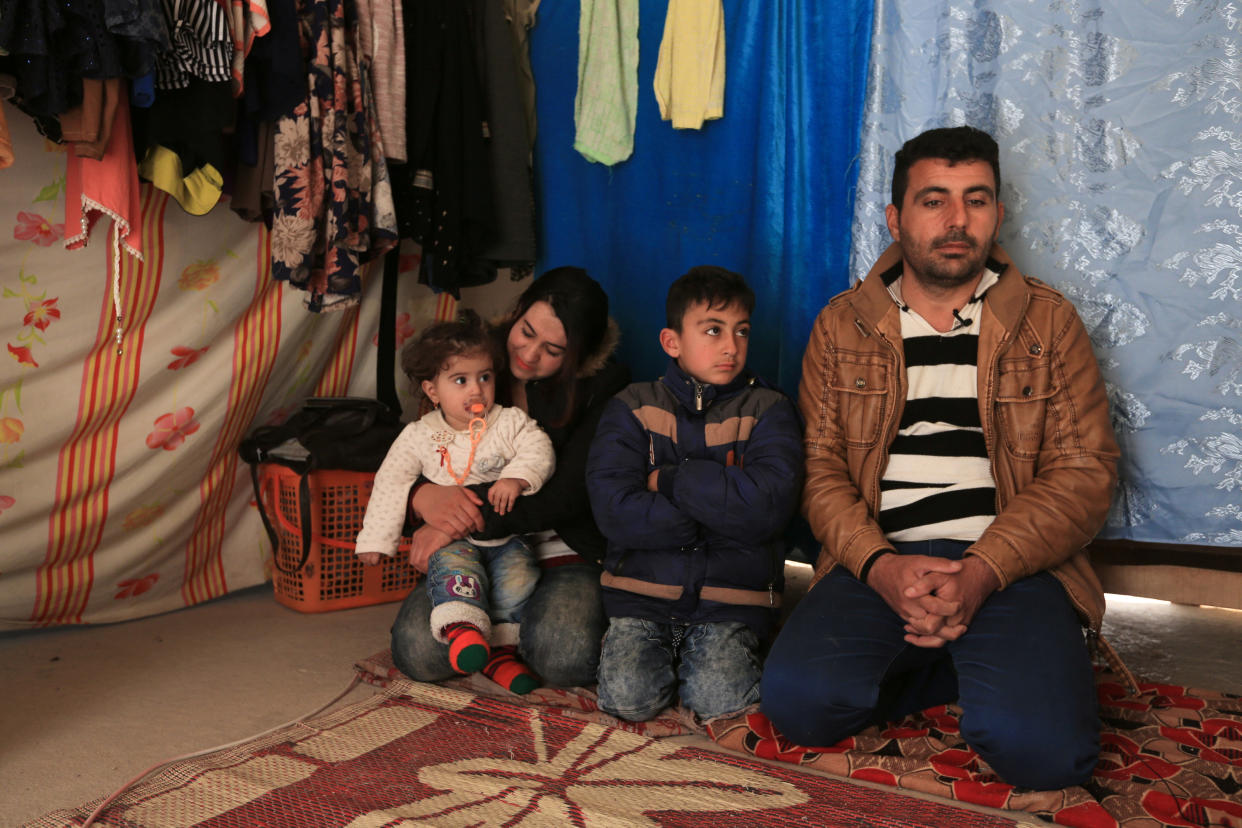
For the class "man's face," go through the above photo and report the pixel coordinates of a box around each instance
[885,158,1004,290]
[660,300,750,387]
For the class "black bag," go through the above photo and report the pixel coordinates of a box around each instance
[238,397,404,573]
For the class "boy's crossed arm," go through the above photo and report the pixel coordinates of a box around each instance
[653,399,804,543]
[586,398,699,549]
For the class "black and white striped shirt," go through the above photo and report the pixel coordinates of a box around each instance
[879,269,999,542]
[156,0,234,90]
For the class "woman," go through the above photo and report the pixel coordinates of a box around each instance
[390,267,629,687]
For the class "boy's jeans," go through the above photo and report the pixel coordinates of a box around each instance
[426,537,538,642]
[597,617,762,722]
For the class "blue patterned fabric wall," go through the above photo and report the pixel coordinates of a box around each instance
[851,2,1242,547]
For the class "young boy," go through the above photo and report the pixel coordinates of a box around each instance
[585,266,804,723]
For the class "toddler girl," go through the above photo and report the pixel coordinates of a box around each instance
[356,311,554,693]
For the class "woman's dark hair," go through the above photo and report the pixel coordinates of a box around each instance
[504,266,610,427]
[401,309,505,394]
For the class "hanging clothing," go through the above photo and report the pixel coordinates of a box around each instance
[133,77,234,213]
[653,0,725,130]
[230,119,276,224]
[394,0,493,296]
[61,76,123,160]
[64,91,143,350]
[229,0,302,226]
[57,77,104,144]
[154,0,232,89]
[227,0,271,96]
[238,0,303,125]
[473,0,535,267]
[501,0,539,149]
[0,98,13,169]
[269,0,398,311]
[64,91,141,260]
[572,0,638,166]
[0,0,164,119]
[354,0,405,162]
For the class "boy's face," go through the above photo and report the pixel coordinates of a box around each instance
[421,351,495,431]
[660,300,750,386]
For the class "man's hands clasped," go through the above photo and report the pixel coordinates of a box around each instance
[866,552,1000,647]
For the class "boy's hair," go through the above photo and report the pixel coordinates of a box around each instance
[891,125,1001,210]
[400,309,504,392]
[665,266,755,331]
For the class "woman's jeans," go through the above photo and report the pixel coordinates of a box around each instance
[393,559,606,687]
[597,617,762,722]
[760,540,1099,791]
[426,537,537,637]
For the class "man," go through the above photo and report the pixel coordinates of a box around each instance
[760,126,1120,790]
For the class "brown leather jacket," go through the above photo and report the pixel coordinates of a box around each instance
[799,243,1120,630]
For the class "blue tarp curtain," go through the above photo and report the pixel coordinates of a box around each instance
[530,0,874,392]
[530,0,1242,549]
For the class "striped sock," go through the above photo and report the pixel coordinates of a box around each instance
[482,645,539,694]
[444,622,488,674]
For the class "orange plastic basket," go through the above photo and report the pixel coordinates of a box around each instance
[257,463,419,612]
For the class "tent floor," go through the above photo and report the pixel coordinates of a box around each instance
[2,563,1240,827]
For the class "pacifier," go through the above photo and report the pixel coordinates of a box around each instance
[467,402,487,439]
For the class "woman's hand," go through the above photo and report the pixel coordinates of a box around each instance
[411,483,485,538]
[408,525,454,573]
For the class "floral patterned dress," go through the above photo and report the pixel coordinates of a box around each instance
[269,0,397,311]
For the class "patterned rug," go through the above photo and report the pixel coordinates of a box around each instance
[706,676,1242,828]
[27,679,1017,828]
[356,653,1242,828]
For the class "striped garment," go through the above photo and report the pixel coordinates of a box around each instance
[156,0,234,89]
[879,269,999,542]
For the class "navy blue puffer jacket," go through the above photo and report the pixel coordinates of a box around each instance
[586,359,804,638]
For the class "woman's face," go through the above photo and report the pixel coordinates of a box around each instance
[507,300,568,382]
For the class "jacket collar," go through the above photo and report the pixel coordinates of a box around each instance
[853,242,1029,335]
[661,358,755,412]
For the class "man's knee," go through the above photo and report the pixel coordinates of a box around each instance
[759,659,871,748]
[963,707,1099,790]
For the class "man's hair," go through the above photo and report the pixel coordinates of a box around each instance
[891,125,1001,210]
[665,266,755,331]
[401,309,503,390]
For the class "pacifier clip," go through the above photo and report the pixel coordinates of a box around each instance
[438,403,488,485]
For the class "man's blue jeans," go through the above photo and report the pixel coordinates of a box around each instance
[426,537,537,638]
[760,540,1099,790]
[393,560,606,687]
[597,617,762,722]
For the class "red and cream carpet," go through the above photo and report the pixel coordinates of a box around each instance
[28,678,1017,828]
[27,651,1242,828]
[356,652,1242,828]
